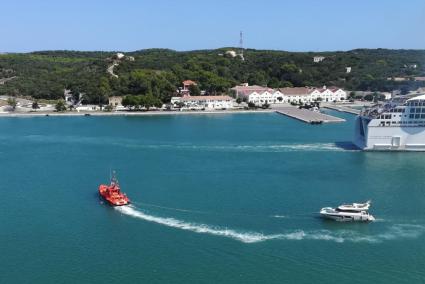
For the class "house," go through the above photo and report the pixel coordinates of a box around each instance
[173,95,234,110]
[178,80,198,96]
[313,56,325,63]
[114,53,125,60]
[279,87,314,103]
[182,80,197,91]
[231,84,347,105]
[346,67,352,73]
[231,84,274,98]
[64,89,73,104]
[225,50,237,58]
[109,96,123,107]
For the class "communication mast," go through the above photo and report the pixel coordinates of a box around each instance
[239,31,245,61]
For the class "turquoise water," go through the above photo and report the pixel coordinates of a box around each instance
[1,112,425,283]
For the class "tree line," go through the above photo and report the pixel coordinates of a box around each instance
[0,48,424,105]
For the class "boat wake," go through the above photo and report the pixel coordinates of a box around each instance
[120,142,359,153]
[116,206,425,244]
[17,135,358,152]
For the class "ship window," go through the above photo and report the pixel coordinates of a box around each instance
[421,114,425,119]
[392,121,396,124]
[416,114,420,119]
[410,114,414,119]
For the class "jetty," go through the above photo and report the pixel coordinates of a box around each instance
[323,104,361,115]
[274,107,345,124]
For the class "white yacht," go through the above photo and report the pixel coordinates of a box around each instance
[354,95,425,151]
[337,201,371,211]
[320,202,375,222]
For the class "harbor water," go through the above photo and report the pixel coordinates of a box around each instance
[0,111,424,283]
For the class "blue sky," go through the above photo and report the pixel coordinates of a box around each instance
[1,0,424,52]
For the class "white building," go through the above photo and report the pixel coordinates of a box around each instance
[231,84,347,105]
[346,67,352,73]
[225,50,237,58]
[313,56,325,63]
[115,53,125,60]
[172,96,234,110]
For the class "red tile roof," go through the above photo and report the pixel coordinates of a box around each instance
[278,87,315,96]
[181,96,233,101]
[183,80,197,86]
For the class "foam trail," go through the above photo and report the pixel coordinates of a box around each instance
[116,206,425,244]
[15,135,358,153]
[271,215,287,219]
[120,143,358,153]
[116,205,273,243]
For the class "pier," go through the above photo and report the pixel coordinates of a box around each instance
[323,104,361,115]
[273,107,345,124]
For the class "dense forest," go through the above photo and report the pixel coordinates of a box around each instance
[0,48,424,104]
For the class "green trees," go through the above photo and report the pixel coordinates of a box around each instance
[55,100,67,112]
[364,94,374,101]
[122,94,162,110]
[188,84,201,96]
[32,101,40,110]
[0,48,424,105]
[7,98,17,111]
[247,102,256,109]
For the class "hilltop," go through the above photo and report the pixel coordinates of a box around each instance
[0,48,424,104]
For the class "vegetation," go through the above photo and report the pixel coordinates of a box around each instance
[31,101,39,110]
[55,100,67,112]
[7,98,17,111]
[0,48,424,106]
[122,94,162,110]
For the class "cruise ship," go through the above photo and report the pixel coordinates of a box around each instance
[354,95,425,151]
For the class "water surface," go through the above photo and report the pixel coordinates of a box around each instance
[1,112,424,283]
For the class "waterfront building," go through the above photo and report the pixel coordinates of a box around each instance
[109,96,123,107]
[231,84,347,105]
[172,95,234,110]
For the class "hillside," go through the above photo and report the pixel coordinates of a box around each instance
[0,48,424,104]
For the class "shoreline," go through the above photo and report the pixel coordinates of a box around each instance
[0,109,275,118]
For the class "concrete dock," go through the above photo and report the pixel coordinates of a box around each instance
[273,107,345,124]
[323,104,361,115]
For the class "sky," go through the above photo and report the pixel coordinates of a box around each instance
[1,0,425,52]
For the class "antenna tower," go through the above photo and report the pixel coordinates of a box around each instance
[239,31,245,61]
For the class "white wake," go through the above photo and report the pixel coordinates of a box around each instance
[115,206,425,244]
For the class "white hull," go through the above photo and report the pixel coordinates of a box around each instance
[354,116,425,151]
[320,207,375,222]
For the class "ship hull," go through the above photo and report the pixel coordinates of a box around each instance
[98,185,130,206]
[354,116,425,151]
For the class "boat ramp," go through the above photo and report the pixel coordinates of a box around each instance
[274,107,345,124]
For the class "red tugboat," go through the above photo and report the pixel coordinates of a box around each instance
[98,171,130,206]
